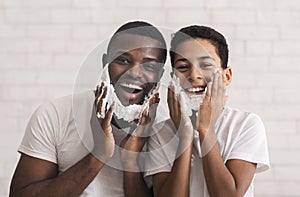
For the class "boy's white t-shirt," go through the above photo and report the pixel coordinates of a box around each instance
[145,106,270,197]
[18,91,142,196]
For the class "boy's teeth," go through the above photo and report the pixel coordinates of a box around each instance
[120,83,143,90]
[188,87,205,92]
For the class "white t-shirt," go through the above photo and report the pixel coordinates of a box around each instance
[145,106,270,197]
[18,91,148,196]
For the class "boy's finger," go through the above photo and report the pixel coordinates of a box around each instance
[211,70,219,100]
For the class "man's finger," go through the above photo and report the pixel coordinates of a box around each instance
[96,86,107,115]
[102,102,114,132]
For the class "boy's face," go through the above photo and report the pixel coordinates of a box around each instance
[104,33,165,106]
[173,38,231,97]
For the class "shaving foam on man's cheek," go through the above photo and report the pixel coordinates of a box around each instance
[97,64,159,122]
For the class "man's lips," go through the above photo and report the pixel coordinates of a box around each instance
[119,82,144,93]
[116,81,148,104]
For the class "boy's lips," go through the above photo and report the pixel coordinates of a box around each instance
[184,85,206,96]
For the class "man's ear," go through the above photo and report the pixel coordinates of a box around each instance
[102,54,108,68]
[224,66,232,86]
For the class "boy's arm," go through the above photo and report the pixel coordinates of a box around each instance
[198,71,256,197]
[199,136,256,197]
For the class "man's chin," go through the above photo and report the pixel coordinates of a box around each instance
[118,94,145,106]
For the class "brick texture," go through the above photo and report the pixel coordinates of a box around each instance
[1,0,299,196]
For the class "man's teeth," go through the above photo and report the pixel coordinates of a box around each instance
[120,83,143,90]
[187,87,205,93]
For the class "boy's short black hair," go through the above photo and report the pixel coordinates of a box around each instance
[107,21,167,63]
[170,25,229,69]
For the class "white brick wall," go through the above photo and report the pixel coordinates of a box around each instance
[1,0,299,196]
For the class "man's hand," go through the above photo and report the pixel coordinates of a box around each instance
[92,83,115,162]
[120,93,160,168]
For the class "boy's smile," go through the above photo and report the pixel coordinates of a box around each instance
[173,38,227,97]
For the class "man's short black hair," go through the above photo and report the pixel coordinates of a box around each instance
[107,21,167,63]
[170,25,229,69]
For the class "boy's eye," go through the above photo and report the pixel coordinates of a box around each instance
[200,63,213,69]
[176,64,189,72]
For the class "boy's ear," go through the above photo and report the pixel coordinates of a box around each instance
[102,54,108,68]
[224,66,232,86]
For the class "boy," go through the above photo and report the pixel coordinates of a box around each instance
[146,25,270,197]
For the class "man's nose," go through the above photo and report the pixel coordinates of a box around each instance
[188,65,204,81]
[127,63,143,77]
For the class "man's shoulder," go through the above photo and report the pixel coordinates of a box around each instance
[51,91,94,108]
[33,91,94,122]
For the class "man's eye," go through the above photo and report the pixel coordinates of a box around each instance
[142,63,158,72]
[115,57,130,64]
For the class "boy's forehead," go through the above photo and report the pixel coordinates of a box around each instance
[108,33,163,53]
[175,39,211,59]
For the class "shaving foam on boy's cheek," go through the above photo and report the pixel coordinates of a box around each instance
[96,64,159,122]
[171,74,206,117]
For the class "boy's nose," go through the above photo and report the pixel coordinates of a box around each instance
[188,65,204,81]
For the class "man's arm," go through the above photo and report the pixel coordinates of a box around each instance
[121,93,160,197]
[121,136,152,197]
[10,84,115,197]
[152,85,194,197]
[10,153,106,197]
[153,141,193,197]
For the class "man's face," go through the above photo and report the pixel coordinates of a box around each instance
[173,38,227,97]
[104,34,165,106]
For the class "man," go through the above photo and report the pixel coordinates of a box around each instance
[145,25,270,197]
[10,21,167,196]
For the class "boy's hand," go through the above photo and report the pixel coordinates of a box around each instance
[92,83,115,162]
[197,70,227,135]
[168,84,193,142]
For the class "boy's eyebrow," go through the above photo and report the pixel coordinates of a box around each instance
[175,58,189,63]
[175,56,215,63]
[197,56,215,61]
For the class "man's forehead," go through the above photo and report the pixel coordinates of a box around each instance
[108,33,164,52]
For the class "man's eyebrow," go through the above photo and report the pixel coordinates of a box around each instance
[113,50,130,57]
[143,57,160,62]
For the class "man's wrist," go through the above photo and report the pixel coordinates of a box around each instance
[121,160,140,171]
